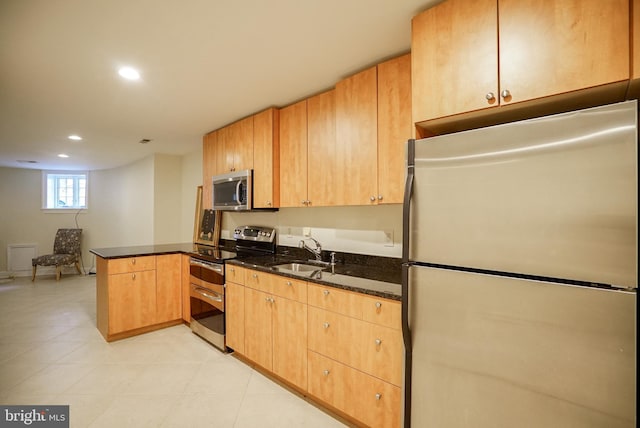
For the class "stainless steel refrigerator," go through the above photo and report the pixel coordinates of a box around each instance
[401,101,637,428]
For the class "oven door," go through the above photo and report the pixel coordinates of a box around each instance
[190,282,226,350]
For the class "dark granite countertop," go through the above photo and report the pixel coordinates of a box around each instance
[227,251,401,301]
[90,242,402,301]
[90,243,195,259]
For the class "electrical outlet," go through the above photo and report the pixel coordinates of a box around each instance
[303,227,311,237]
[384,230,394,247]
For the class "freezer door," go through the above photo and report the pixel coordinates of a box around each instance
[409,265,636,428]
[411,101,637,288]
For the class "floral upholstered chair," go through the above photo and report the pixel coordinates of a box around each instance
[32,228,82,281]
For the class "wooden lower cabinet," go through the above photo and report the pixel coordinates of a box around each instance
[225,281,245,354]
[243,283,308,390]
[308,351,401,428]
[108,269,157,333]
[230,267,402,426]
[156,254,182,323]
[96,254,183,341]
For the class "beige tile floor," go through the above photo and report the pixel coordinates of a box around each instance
[0,274,348,427]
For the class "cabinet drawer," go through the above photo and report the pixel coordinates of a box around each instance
[307,283,361,318]
[361,294,401,329]
[308,306,403,386]
[245,269,272,294]
[108,256,156,274]
[226,264,246,285]
[271,275,307,303]
[308,351,401,428]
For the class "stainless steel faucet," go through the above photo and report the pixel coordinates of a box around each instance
[299,237,322,261]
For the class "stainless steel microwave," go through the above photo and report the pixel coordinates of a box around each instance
[212,169,252,211]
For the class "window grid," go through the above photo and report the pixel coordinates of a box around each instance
[43,172,88,209]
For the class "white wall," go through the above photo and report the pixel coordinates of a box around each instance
[221,204,403,258]
[0,151,203,275]
[0,147,402,274]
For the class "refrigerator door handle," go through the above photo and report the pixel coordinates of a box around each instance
[402,139,415,428]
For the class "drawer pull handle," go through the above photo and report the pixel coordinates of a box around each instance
[375,393,382,401]
[375,302,382,309]
[132,258,136,265]
[323,370,330,376]
[323,290,330,296]
[375,339,382,346]
[286,281,292,286]
[323,322,330,329]
[132,273,136,280]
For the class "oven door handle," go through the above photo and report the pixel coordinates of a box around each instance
[192,285,223,303]
[189,259,224,274]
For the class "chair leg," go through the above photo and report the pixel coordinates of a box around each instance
[56,266,61,281]
[75,261,82,275]
[32,265,36,281]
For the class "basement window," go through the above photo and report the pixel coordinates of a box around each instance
[42,171,88,210]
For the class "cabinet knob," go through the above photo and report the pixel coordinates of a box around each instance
[286,281,292,286]
[323,370,330,376]
[301,200,306,205]
[265,297,270,302]
[252,273,258,278]
[375,393,382,401]
[375,302,382,309]
[370,196,376,202]
[323,290,330,296]
[132,273,136,280]
[132,258,136,265]
[229,267,235,273]
[375,339,382,346]
[323,322,330,329]
[485,92,495,101]
[378,195,383,201]
[266,201,272,206]
[306,200,311,206]
[501,89,511,99]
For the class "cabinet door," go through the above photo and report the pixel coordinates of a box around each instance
[253,108,280,209]
[307,89,337,207]
[216,124,234,174]
[335,66,378,205]
[109,270,157,333]
[202,131,217,209]
[272,296,307,390]
[499,0,629,105]
[226,281,245,354]
[279,100,308,207]
[231,116,254,171]
[156,254,182,323]
[244,287,273,370]
[411,0,498,124]
[377,54,412,204]
[181,255,190,323]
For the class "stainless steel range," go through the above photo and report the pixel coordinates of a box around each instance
[188,225,275,351]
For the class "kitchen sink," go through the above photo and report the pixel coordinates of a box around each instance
[271,262,326,273]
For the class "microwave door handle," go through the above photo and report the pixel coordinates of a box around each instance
[235,180,242,205]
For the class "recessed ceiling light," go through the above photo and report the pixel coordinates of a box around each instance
[57,154,69,158]
[118,66,140,80]
[68,135,82,141]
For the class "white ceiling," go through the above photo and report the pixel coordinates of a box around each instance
[0,0,436,171]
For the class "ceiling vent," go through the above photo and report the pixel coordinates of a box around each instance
[138,138,152,144]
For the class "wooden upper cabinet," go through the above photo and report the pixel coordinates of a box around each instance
[202,131,217,209]
[412,0,630,125]
[253,107,280,209]
[335,66,378,206]
[634,0,640,80]
[230,116,254,172]
[307,89,337,207]
[499,0,629,102]
[377,54,412,205]
[279,99,309,207]
[412,0,498,124]
[216,116,254,174]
